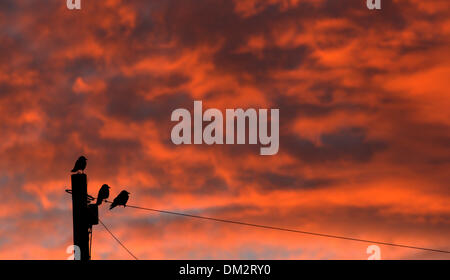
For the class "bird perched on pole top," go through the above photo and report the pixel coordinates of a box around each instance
[109,190,130,210]
[96,184,110,205]
[71,156,87,173]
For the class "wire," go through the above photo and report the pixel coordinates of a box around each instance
[98,218,139,260]
[89,227,92,260]
[65,189,95,202]
[103,200,450,255]
[66,191,450,255]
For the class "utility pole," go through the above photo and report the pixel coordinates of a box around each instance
[71,173,90,260]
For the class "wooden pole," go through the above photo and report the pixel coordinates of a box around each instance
[71,173,90,260]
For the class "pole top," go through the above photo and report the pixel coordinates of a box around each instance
[71,173,87,179]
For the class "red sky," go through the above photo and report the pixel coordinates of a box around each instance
[0,0,449,259]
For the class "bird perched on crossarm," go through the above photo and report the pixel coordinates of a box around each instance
[96,184,110,205]
[71,156,87,173]
[109,190,130,210]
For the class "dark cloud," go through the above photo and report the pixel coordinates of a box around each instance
[236,169,338,192]
[106,75,192,122]
[0,0,449,259]
[283,127,387,163]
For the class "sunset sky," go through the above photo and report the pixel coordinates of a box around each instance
[0,0,449,259]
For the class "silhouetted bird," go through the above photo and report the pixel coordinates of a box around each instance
[109,190,130,210]
[96,184,110,205]
[71,156,87,173]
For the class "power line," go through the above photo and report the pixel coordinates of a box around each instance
[66,189,449,256]
[104,200,450,255]
[89,227,92,259]
[98,218,139,260]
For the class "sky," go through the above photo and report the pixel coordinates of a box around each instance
[0,0,449,260]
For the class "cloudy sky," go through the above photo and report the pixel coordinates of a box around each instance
[0,0,449,259]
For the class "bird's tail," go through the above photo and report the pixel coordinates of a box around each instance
[96,199,102,206]
[71,168,76,172]
[109,204,116,210]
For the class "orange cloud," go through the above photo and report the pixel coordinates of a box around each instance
[0,0,448,260]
